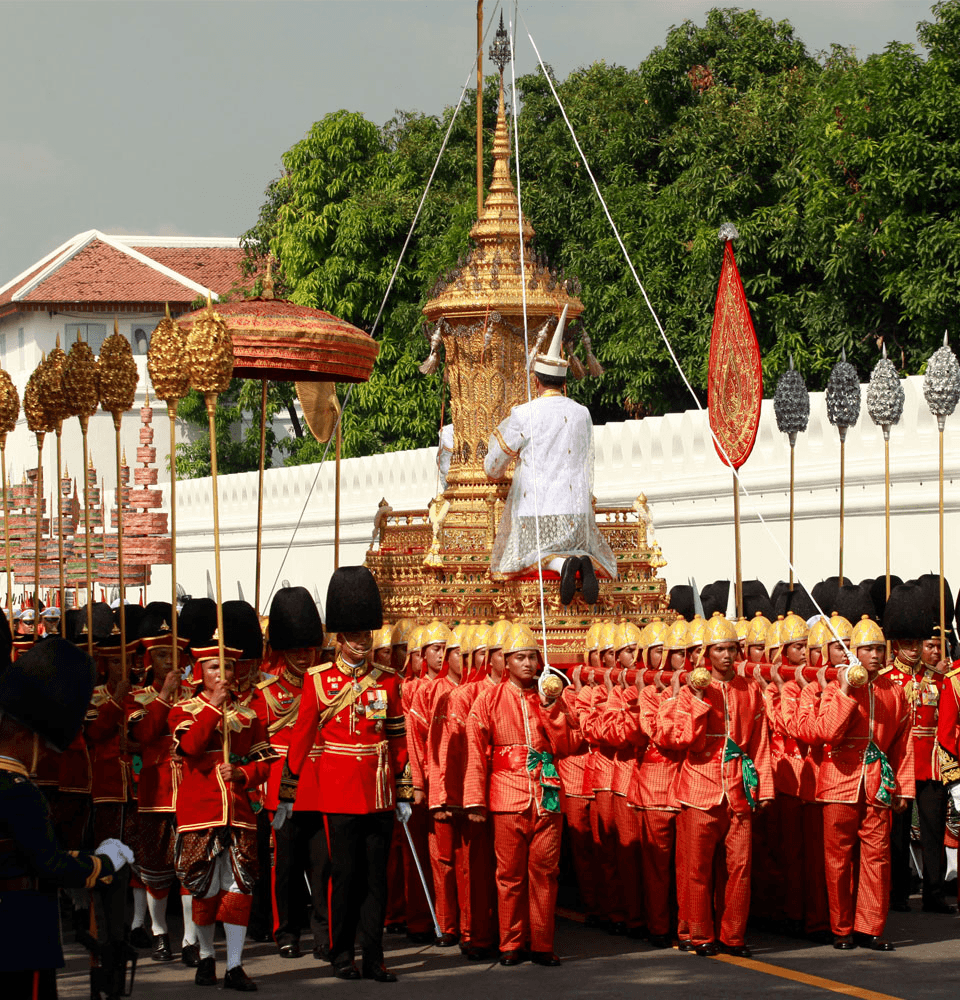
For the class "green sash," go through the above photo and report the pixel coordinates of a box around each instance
[723,736,759,810]
[526,748,561,813]
[865,740,896,807]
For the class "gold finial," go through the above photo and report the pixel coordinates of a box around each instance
[263,258,275,300]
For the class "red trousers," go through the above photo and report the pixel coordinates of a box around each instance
[563,796,599,915]
[590,790,625,921]
[822,794,892,937]
[429,813,460,936]
[613,795,644,928]
[682,803,752,947]
[676,808,690,944]
[492,805,562,952]
[459,814,496,948]
[640,809,677,937]
[402,804,434,934]
[802,802,830,933]
[385,818,406,924]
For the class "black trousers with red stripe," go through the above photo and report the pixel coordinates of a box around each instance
[292,812,332,953]
[8,969,56,1000]
[271,811,312,946]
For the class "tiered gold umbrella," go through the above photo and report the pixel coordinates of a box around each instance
[0,371,20,627]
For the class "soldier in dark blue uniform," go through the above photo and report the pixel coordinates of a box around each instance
[0,635,134,999]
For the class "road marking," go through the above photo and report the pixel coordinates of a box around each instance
[714,953,906,1000]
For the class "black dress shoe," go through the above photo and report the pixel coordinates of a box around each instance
[407,930,434,945]
[833,935,856,950]
[334,962,361,980]
[194,956,218,986]
[889,900,911,912]
[313,944,331,962]
[677,940,693,952]
[695,941,720,956]
[385,922,407,934]
[530,951,561,966]
[648,934,672,949]
[463,945,495,960]
[627,925,648,940]
[129,926,153,949]
[362,964,398,982]
[181,942,201,967]
[560,557,579,606]
[579,557,599,604]
[151,933,172,962]
[854,934,895,951]
[499,950,525,966]
[278,941,301,959]
[435,932,459,947]
[720,943,752,958]
[224,966,258,992]
[608,921,628,936]
[583,914,606,929]
[922,898,957,914]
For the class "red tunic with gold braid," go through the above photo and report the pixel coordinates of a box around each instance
[127,686,178,812]
[85,685,133,804]
[250,666,305,813]
[885,660,944,783]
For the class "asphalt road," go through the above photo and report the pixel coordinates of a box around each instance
[56,901,958,1000]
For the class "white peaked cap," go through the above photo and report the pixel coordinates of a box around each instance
[533,304,569,378]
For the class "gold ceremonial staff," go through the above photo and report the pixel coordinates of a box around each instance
[147,305,191,673]
[183,297,235,763]
[825,350,861,583]
[99,321,139,682]
[23,356,55,641]
[0,371,20,629]
[63,336,101,656]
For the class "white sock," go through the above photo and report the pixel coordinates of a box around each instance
[131,887,148,930]
[224,923,246,971]
[195,922,216,961]
[547,557,566,574]
[181,895,198,947]
[146,893,168,935]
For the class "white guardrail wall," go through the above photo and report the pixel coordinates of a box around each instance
[144,374,960,610]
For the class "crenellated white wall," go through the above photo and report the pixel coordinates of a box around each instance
[137,373,960,612]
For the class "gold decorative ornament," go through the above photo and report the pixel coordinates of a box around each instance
[541,673,564,699]
[41,339,74,612]
[0,369,19,628]
[690,666,713,689]
[846,661,869,688]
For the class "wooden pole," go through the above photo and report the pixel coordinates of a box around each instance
[0,442,11,630]
[788,441,795,590]
[939,420,946,661]
[732,470,743,618]
[33,434,44,642]
[55,430,65,614]
[80,421,94,656]
[476,0,484,219]
[255,381,267,614]
[884,430,891,601]
[114,422,128,682]
[168,401,180,667]
[838,429,846,582]
[334,422,342,570]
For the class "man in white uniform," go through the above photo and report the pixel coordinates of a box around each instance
[483,308,616,605]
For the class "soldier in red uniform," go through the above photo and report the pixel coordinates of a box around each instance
[279,567,410,982]
[251,586,321,959]
[125,602,189,962]
[670,613,774,958]
[464,623,582,967]
[170,638,276,990]
[884,583,955,913]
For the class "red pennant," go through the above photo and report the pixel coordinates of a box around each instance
[708,241,764,469]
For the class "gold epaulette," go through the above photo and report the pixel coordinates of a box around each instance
[377,663,397,676]
[307,662,333,677]
[180,696,206,717]
[947,665,960,679]
[878,665,893,677]
[134,687,160,707]
[256,675,279,690]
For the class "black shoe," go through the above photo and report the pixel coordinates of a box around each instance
[463,945,495,960]
[434,932,459,947]
[530,951,561,966]
[312,944,331,962]
[224,966,257,992]
[922,898,957,914]
[129,926,153,949]
[833,935,856,950]
[854,933,895,952]
[583,914,606,929]
[648,934,672,949]
[889,900,911,912]
[407,930,434,945]
[806,930,834,945]
[194,957,218,986]
[627,925,648,940]
[499,950,525,966]
[677,940,693,952]
[151,933,173,962]
[181,942,201,968]
[560,557,579,606]
[246,929,272,943]
[608,921,627,936]
[720,943,752,958]
[385,922,407,934]
[334,962,361,980]
[278,941,301,959]
[695,942,719,956]
[362,963,398,983]
[579,557,599,604]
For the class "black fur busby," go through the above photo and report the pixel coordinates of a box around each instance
[773,582,816,622]
[178,598,218,650]
[916,574,954,631]
[268,587,323,651]
[325,567,383,633]
[222,600,265,661]
[139,601,176,641]
[700,581,730,619]
[832,583,878,624]
[667,585,695,621]
[883,583,938,641]
[870,575,903,624]
[0,638,96,752]
[116,604,144,640]
[811,577,852,617]
[742,580,774,621]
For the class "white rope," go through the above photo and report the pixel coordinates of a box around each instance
[509,14,551,662]
[520,13,853,656]
[264,10,503,608]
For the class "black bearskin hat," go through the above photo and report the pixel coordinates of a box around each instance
[178,598,218,650]
[139,601,176,641]
[742,580,774,622]
[811,577,852,616]
[222,601,264,661]
[832,583,878,624]
[883,583,938,641]
[325,567,383,633]
[773,582,816,622]
[700,581,730,620]
[667,585,695,621]
[268,587,323,652]
[870,575,903,624]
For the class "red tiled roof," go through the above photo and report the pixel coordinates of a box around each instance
[135,246,247,296]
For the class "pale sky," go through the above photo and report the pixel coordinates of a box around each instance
[0,0,935,283]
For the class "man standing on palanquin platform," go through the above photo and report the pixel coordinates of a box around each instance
[484,308,616,606]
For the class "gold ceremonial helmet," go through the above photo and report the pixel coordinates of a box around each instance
[372,625,393,652]
[391,618,415,647]
[735,617,749,643]
[664,618,689,651]
[822,613,854,654]
[779,612,809,647]
[644,617,668,650]
[615,621,642,652]
[597,621,618,653]
[472,623,490,651]
[702,611,738,648]
[445,627,463,651]
[746,611,771,647]
[765,616,784,656]
[503,623,539,656]
[487,619,513,652]
[851,614,885,648]
[584,622,602,659]
[458,624,475,658]
[807,616,830,651]
[419,619,450,652]
[686,614,706,649]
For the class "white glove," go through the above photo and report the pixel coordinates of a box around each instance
[395,801,412,824]
[949,782,960,814]
[95,838,135,871]
[272,802,293,831]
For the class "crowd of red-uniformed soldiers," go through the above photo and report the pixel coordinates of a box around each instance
[15,567,960,991]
